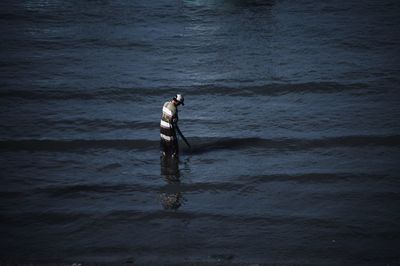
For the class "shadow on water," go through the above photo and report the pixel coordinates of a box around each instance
[160,156,183,210]
[180,137,266,155]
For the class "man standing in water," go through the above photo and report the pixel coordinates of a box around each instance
[160,94,186,157]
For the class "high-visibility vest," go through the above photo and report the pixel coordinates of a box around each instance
[160,101,178,141]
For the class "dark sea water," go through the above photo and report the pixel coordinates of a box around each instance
[1,0,400,264]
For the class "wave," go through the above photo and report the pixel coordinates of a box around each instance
[13,118,159,131]
[187,135,400,154]
[238,172,394,184]
[1,135,399,152]
[34,182,245,198]
[0,82,372,101]
[0,211,90,226]
[14,38,153,52]
[0,209,294,225]
[0,208,354,229]
[1,172,389,201]
[29,172,389,198]
[0,139,157,151]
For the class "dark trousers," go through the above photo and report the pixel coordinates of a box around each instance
[160,138,179,157]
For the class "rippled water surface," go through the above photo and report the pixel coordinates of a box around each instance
[1,0,400,264]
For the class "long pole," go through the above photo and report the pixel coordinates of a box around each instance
[174,123,191,149]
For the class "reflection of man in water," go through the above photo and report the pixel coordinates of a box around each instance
[160,157,183,210]
[160,94,185,158]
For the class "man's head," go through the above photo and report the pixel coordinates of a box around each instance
[173,94,184,106]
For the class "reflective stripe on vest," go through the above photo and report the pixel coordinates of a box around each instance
[163,106,173,117]
[160,133,174,141]
[160,101,177,140]
[160,120,171,128]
